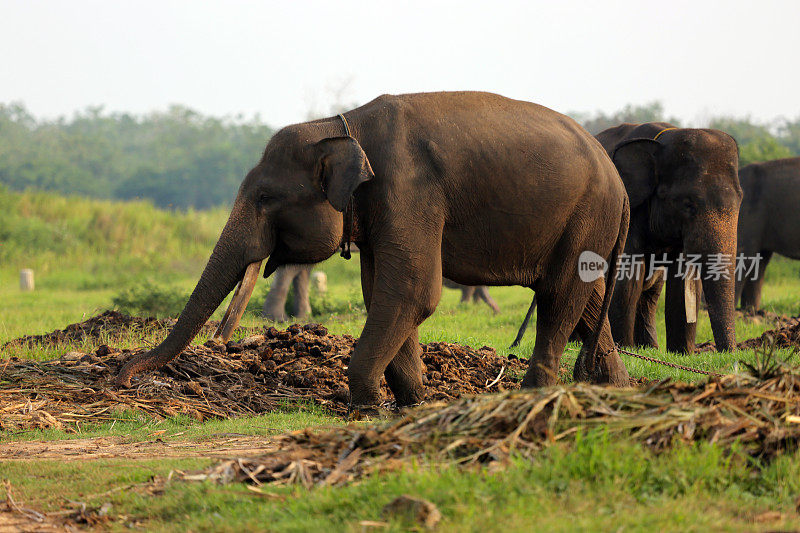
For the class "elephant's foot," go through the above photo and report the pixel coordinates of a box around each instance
[589,348,630,387]
[520,360,559,388]
[572,354,591,383]
[347,370,384,409]
[385,365,426,406]
[262,309,288,322]
[389,382,426,408]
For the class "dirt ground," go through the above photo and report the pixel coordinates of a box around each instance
[0,434,277,462]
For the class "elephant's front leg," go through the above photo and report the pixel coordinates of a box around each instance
[384,330,426,406]
[348,243,442,407]
[664,261,697,354]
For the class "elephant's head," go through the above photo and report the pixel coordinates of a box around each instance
[611,128,743,350]
[115,123,374,386]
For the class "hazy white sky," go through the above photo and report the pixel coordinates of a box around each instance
[1,0,798,127]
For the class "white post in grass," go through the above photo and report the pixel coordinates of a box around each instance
[311,271,328,295]
[20,269,35,291]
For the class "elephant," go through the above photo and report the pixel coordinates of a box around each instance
[442,279,500,313]
[115,91,631,407]
[593,123,741,354]
[263,265,500,322]
[511,124,742,354]
[736,157,800,311]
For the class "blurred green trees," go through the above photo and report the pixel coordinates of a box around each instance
[0,103,273,209]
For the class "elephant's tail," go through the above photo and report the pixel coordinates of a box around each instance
[510,294,536,348]
[584,194,629,363]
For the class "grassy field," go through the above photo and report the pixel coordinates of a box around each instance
[2,190,800,531]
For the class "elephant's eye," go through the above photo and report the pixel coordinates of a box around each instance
[258,193,275,206]
[681,198,696,216]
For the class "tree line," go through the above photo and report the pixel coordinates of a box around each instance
[0,103,273,209]
[1,101,798,210]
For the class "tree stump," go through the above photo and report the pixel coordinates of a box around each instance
[20,269,34,291]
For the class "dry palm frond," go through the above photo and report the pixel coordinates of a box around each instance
[189,364,800,488]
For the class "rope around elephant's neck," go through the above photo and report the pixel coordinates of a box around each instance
[339,113,354,260]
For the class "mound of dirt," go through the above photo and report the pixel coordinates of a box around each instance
[2,310,176,349]
[739,318,800,350]
[0,323,527,431]
[1,310,268,351]
[696,315,800,353]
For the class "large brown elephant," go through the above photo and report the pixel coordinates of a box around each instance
[736,157,800,311]
[598,123,741,353]
[115,91,630,407]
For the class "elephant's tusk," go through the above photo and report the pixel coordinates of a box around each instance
[684,267,698,324]
[212,261,263,343]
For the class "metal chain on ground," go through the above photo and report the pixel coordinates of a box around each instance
[616,347,724,378]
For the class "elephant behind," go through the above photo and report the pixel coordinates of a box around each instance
[116,91,631,407]
[512,124,742,354]
[598,123,741,354]
[736,157,800,311]
[264,266,500,321]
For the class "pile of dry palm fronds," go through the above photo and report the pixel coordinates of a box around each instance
[187,361,800,488]
[0,345,305,430]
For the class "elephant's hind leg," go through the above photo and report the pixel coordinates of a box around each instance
[460,286,475,303]
[475,286,501,313]
[573,279,629,386]
[262,266,293,322]
[520,275,597,388]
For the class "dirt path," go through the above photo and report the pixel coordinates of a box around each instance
[0,512,62,533]
[0,434,276,462]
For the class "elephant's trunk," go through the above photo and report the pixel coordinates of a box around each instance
[685,212,738,351]
[115,206,270,386]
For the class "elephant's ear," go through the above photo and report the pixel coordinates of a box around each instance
[314,136,374,212]
[611,138,661,208]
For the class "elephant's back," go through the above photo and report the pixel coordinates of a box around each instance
[595,122,678,153]
[374,91,620,191]
[358,93,626,286]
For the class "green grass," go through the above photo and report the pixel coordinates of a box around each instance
[3,190,800,530]
[2,434,799,531]
[1,401,340,444]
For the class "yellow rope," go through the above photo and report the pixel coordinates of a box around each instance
[653,127,678,140]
